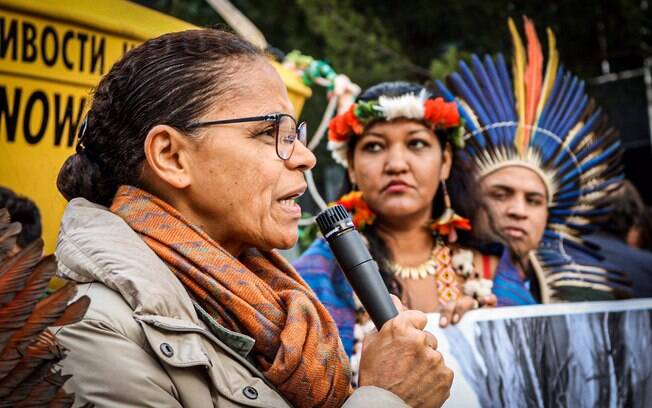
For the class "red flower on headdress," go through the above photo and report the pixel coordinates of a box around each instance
[333,191,375,229]
[424,98,460,129]
[328,104,363,143]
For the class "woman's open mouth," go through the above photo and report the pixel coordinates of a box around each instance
[277,186,306,217]
[279,197,300,211]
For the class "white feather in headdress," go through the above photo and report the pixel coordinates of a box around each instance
[327,140,349,167]
[377,89,428,121]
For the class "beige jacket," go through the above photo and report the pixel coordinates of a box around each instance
[53,198,408,407]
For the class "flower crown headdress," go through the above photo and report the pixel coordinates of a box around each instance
[327,89,465,167]
[327,89,471,238]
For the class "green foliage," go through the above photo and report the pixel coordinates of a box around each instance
[136,0,649,87]
[142,0,220,27]
[293,0,427,88]
[298,218,320,252]
[430,46,471,82]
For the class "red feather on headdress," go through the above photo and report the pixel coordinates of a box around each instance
[523,17,543,149]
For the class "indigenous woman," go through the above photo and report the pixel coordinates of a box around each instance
[53,29,453,408]
[437,18,632,305]
[294,82,497,360]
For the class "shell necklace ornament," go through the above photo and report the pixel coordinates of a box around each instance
[388,242,463,303]
[388,246,440,280]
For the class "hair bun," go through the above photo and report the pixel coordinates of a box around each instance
[57,152,114,205]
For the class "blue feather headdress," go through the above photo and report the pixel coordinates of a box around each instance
[437,17,630,302]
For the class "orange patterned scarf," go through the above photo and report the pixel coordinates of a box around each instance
[111,186,351,407]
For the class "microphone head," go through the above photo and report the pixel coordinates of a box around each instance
[316,205,354,240]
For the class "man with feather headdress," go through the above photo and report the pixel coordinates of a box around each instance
[438,17,633,305]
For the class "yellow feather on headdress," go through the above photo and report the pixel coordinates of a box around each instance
[534,28,559,126]
[508,18,526,155]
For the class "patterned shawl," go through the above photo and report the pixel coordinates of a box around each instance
[111,186,351,407]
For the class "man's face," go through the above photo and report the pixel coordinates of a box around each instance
[477,166,549,257]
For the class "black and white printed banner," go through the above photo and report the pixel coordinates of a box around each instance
[426,299,652,408]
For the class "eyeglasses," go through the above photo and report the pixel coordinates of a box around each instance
[189,113,307,160]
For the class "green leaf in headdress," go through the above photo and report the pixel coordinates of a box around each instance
[449,120,466,149]
[355,101,383,124]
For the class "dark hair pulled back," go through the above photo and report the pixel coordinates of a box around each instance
[57,29,261,206]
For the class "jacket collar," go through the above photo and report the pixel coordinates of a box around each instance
[57,198,257,357]
[56,197,200,321]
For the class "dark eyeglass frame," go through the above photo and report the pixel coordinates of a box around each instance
[188,113,307,160]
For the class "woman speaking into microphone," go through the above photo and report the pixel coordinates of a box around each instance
[53,29,452,407]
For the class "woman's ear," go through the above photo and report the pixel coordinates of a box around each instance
[440,142,453,181]
[143,125,194,189]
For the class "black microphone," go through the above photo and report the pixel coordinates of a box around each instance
[316,205,398,330]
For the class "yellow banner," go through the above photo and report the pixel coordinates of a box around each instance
[1,9,139,86]
[0,8,143,253]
